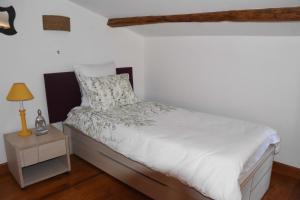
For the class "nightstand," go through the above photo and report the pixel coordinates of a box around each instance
[4,125,71,188]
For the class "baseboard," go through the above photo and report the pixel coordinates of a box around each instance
[273,161,300,180]
[0,162,8,174]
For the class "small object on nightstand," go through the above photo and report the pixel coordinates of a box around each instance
[35,109,48,136]
[4,125,71,188]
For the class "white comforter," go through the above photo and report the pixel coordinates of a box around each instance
[65,102,280,200]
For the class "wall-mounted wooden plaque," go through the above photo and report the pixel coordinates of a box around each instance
[42,15,70,32]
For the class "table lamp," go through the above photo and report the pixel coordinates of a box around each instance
[7,83,34,137]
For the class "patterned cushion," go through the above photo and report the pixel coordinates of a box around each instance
[76,73,138,111]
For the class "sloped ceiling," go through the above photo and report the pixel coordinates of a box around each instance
[70,0,300,36]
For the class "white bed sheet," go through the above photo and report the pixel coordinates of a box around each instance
[65,102,280,200]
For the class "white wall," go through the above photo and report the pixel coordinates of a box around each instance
[0,0,144,164]
[145,36,300,168]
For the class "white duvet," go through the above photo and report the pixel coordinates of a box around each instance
[65,102,280,200]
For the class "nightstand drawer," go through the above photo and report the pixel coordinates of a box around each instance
[20,147,38,167]
[39,140,67,162]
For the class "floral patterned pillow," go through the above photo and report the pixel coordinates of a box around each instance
[77,73,139,111]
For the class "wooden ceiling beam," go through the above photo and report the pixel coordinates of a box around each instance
[107,6,300,27]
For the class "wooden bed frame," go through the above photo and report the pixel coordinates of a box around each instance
[44,67,275,200]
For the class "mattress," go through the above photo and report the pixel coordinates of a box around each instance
[65,101,280,200]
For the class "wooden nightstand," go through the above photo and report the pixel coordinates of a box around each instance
[4,125,71,188]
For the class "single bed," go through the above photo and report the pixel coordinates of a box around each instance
[44,67,278,200]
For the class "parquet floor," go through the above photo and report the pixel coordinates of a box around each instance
[0,155,299,200]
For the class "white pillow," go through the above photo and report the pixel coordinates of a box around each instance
[76,73,138,111]
[74,62,115,106]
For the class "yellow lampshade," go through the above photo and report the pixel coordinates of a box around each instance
[6,83,34,101]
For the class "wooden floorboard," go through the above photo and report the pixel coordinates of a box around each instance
[263,172,300,200]
[273,161,300,180]
[0,155,299,200]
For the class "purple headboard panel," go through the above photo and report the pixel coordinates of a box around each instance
[44,67,133,123]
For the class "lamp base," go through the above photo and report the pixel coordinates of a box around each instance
[18,109,32,137]
[18,129,32,137]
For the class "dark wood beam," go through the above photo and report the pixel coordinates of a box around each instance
[107,6,300,27]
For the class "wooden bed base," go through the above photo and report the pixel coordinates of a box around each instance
[64,124,275,200]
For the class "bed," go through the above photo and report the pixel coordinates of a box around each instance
[44,67,278,200]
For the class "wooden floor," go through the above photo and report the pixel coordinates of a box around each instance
[0,155,299,200]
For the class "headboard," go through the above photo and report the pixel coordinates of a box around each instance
[44,67,133,123]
